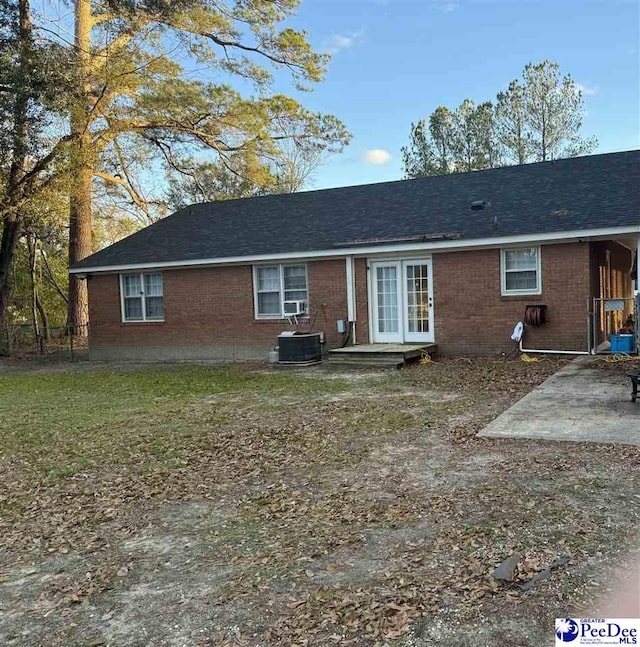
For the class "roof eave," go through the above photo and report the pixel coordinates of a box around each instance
[70,224,640,275]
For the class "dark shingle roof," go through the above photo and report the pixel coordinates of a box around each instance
[74,150,640,270]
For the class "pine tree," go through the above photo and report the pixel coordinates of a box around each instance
[65,0,351,329]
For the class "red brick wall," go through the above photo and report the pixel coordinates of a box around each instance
[88,242,596,360]
[307,259,349,348]
[354,258,370,344]
[88,259,349,360]
[432,242,591,355]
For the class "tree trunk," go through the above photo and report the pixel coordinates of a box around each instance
[517,118,526,165]
[27,233,40,343]
[67,166,92,331]
[67,0,93,333]
[0,218,20,324]
[0,0,31,326]
[36,294,49,341]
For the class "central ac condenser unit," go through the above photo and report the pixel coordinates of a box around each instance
[277,331,322,364]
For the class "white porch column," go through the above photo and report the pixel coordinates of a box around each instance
[345,256,356,345]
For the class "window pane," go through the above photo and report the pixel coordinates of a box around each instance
[123,274,142,297]
[506,270,538,291]
[505,248,537,271]
[144,273,163,297]
[283,265,307,291]
[257,266,280,292]
[145,296,164,319]
[284,290,307,302]
[258,292,281,316]
[124,297,143,320]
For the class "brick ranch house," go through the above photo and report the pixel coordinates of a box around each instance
[71,150,640,361]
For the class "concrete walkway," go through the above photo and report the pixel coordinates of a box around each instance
[479,358,640,445]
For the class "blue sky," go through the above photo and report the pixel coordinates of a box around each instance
[279,0,639,190]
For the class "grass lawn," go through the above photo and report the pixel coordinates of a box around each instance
[0,358,638,646]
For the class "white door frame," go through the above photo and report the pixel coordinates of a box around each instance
[402,259,434,343]
[369,257,434,344]
[370,260,403,343]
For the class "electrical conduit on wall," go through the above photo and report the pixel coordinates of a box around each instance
[511,306,591,356]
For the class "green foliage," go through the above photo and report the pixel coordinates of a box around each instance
[3,0,350,327]
[0,0,76,328]
[519,60,597,161]
[6,185,69,327]
[402,100,500,177]
[165,138,331,209]
[75,0,351,220]
[0,0,75,172]
[402,59,597,178]
[165,152,274,209]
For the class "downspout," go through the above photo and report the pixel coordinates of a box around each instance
[345,256,356,345]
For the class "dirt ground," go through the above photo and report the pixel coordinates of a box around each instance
[0,357,638,647]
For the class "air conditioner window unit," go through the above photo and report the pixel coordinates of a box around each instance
[283,300,307,316]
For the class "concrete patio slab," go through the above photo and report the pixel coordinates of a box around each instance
[479,358,640,445]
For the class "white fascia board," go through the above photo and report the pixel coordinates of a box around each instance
[70,224,640,274]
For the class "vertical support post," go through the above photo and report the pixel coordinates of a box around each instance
[635,236,640,354]
[345,256,356,345]
[636,235,640,292]
[586,297,592,355]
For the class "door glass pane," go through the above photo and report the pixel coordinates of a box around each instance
[376,266,399,333]
[406,263,429,334]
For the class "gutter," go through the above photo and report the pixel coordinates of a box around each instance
[69,224,640,275]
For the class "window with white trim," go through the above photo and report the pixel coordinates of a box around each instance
[254,264,308,318]
[500,247,541,295]
[120,272,164,321]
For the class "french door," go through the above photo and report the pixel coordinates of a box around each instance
[370,259,434,344]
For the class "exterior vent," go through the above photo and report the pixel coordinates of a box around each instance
[471,200,490,210]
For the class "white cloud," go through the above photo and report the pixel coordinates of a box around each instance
[575,82,597,96]
[325,30,366,55]
[364,149,392,165]
[435,1,459,13]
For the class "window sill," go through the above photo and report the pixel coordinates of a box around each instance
[120,320,165,325]
[500,293,542,301]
